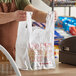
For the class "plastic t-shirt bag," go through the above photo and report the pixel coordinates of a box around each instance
[16,11,55,70]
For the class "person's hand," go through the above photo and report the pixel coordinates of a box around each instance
[14,10,26,21]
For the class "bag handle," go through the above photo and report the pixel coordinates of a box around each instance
[26,12,33,38]
[46,12,55,31]
[26,11,55,31]
[25,12,33,70]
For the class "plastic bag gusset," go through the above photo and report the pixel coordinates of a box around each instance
[25,12,56,70]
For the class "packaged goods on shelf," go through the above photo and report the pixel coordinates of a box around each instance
[54,45,59,58]
[54,30,64,45]
[70,26,76,35]
[55,16,76,33]
[55,28,72,38]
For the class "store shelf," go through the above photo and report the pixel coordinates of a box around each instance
[50,0,76,16]
[50,1,76,7]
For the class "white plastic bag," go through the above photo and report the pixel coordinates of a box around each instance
[16,11,55,70]
[25,12,55,70]
[16,21,29,70]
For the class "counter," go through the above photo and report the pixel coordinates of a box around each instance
[0,59,76,76]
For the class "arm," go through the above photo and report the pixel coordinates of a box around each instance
[0,12,16,24]
[0,10,26,24]
[24,4,47,23]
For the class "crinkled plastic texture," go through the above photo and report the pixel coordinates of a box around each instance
[16,11,55,70]
[23,12,56,70]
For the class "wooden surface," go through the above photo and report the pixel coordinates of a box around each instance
[0,51,9,62]
[0,59,76,76]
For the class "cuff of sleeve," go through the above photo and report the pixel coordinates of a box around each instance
[20,0,30,10]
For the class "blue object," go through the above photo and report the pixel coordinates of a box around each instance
[55,16,76,32]
[54,30,64,45]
